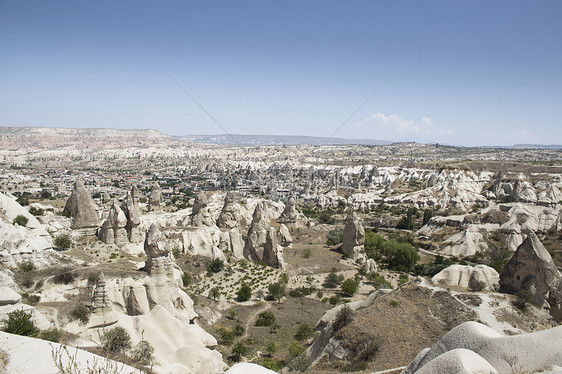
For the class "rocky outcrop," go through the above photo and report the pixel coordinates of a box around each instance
[144,224,173,276]
[499,232,561,306]
[262,228,285,268]
[432,264,500,291]
[64,179,99,231]
[191,193,214,227]
[91,272,108,311]
[277,197,298,224]
[363,258,377,273]
[121,185,142,243]
[277,224,292,247]
[244,202,269,262]
[439,226,488,257]
[403,321,562,374]
[148,182,163,212]
[341,212,365,259]
[216,192,240,230]
[97,201,128,245]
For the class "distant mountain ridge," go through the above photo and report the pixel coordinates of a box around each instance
[175,134,392,146]
[0,126,178,150]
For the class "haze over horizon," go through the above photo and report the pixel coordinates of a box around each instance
[1,1,561,147]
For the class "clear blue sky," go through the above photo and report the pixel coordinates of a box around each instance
[1,1,561,146]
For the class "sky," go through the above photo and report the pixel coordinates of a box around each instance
[1,1,561,146]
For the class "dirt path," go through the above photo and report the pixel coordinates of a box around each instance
[240,302,272,340]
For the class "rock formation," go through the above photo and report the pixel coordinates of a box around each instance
[244,202,269,261]
[64,178,99,231]
[148,182,163,212]
[499,232,561,306]
[363,258,377,273]
[144,224,173,276]
[216,192,240,230]
[97,201,128,245]
[190,193,214,227]
[432,264,500,291]
[277,197,298,224]
[262,227,285,268]
[277,224,292,247]
[121,185,142,243]
[91,272,108,310]
[341,212,365,259]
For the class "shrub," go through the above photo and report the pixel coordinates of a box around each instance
[294,323,313,341]
[230,342,247,362]
[18,261,35,273]
[181,272,191,287]
[12,215,28,226]
[232,324,245,337]
[70,303,91,325]
[207,258,224,273]
[219,329,235,345]
[100,327,131,353]
[302,248,312,258]
[288,342,305,360]
[209,287,221,301]
[265,341,276,356]
[513,289,533,311]
[54,234,72,249]
[39,327,62,342]
[323,268,344,288]
[21,293,40,306]
[1,309,39,336]
[268,282,285,302]
[255,311,276,327]
[381,240,419,272]
[328,295,342,305]
[341,278,358,297]
[326,229,344,246]
[29,206,44,216]
[332,305,352,331]
[53,270,75,285]
[236,282,252,302]
[469,278,486,292]
[131,340,154,365]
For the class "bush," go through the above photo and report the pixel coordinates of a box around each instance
[288,341,305,360]
[131,340,154,365]
[39,327,62,342]
[100,327,131,353]
[326,229,344,246]
[265,341,276,356]
[255,311,276,327]
[294,323,313,341]
[181,272,191,287]
[18,261,35,273]
[12,215,29,226]
[328,294,342,305]
[54,234,72,249]
[209,287,221,301]
[29,206,44,216]
[70,303,91,325]
[381,240,419,272]
[513,289,534,311]
[233,324,245,337]
[341,278,358,297]
[236,282,252,302]
[219,329,235,345]
[230,342,247,362]
[1,309,39,336]
[302,248,312,258]
[207,258,224,273]
[268,282,285,302]
[323,268,344,288]
[366,272,391,289]
[53,270,75,285]
[332,305,352,331]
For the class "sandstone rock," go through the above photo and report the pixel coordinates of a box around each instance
[263,227,285,268]
[277,197,298,224]
[0,285,21,306]
[216,192,241,230]
[64,178,99,230]
[122,186,142,243]
[341,212,365,259]
[190,193,214,227]
[244,202,269,262]
[439,226,488,257]
[144,224,173,276]
[91,272,109,311]
[149,182,163,212]
[277,224,292,247]
[499,232,561,306]
[363,258,377,274]
[432,264,499,291]
[97,201,128,245]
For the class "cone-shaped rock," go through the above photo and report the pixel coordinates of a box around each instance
[144,223,173,276]
[263,227,285,269]
[277,197,298,224]
[148,182,163,212]
[64,178,99,230]
[217,192,240,230]
[190,192,214,227]
[499,232,561,306]
[341,212,366,259]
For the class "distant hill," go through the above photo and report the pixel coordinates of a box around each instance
[481,144,562,150]
[176,134,392,146]
[0,127,179,150]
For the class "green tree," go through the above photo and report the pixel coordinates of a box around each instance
[294,323,313,341]
[207,258,224,273]
[326,228,344,246]
[236,282,252,302]
[323,268,344,288]
[381,240,419,272]
[341,278,358,297]
[422,209,433,225]
[209,287,221,301]
[268,282,285,303]
[1,309,39,336]
[265,341,276,356]
[255,311,276,327]
[54,234,72,249]
[231,342,247,362]
[100,327,131,353]
[12,215,28,226]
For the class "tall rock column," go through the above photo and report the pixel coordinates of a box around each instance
[144,224,173,276]
[64,178,100,233]
[341,212,366,259]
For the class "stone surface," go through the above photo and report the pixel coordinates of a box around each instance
[277,223,292,247]
[244,201,269,262]
[341,212,365,259]
[97,201,128,245]
[148,182,163,212]
[190,193,214,227]
[63,178,99,230]
[432,264,500,291]
[216,192,240,230]
[363,258,377,273]
[144,224,173,276]
[499,232,561,306]
[262,227,285,268]
[277,196,298,224]
[91,272,108,311]
[122,185,142,243]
